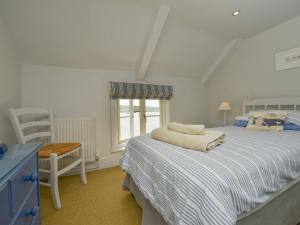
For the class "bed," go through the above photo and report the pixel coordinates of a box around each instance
[120,97,300,225]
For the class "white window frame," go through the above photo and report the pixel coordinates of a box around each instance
[111,99,170,152]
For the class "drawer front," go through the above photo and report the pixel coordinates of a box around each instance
[0,184,10,225]
[12,187,39,225]
[11,154,38,215]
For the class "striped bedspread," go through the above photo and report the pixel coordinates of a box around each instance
[120,127,300,225]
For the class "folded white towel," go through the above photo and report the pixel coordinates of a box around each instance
[151,128,225,152]
[168,122,205,135]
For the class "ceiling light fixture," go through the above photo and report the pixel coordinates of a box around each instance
[232,10,240,16]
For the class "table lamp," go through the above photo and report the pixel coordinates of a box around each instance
[218,102,232,127]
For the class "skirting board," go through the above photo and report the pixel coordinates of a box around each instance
[98,153,122,169]
[62,152,122,176]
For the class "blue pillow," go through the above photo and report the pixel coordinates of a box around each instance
[284,123,300,131]
[234,120,248,127]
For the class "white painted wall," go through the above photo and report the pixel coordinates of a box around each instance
[0,16,20,143]
[0,0,227,78]
[206,16,300,127]
[21,64,206,167]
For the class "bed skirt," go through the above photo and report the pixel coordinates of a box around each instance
[123,173,300,225]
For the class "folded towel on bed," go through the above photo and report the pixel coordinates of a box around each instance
[151,128,225,152]
[168,122,205,135]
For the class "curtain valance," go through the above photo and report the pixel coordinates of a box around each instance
[110,82,173,100]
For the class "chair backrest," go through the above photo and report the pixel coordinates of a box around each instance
[9,108,54,144]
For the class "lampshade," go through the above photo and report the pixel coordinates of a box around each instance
[218,102,232,111]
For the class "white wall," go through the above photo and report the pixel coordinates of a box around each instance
[206,16,300,127]
[21,64,206,167]
[0,16,20,143]
[0,0,227,78]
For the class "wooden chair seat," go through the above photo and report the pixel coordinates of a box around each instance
[39,143,81,158]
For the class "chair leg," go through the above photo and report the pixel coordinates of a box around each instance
[50,153,62,209]
[80,143,87,185]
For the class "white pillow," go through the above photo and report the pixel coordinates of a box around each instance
[234,114,249,121]
[287,111,300,126]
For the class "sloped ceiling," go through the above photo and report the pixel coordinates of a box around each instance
[1,0,300,78]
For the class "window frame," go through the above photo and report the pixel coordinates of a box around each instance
[111,99,169,152]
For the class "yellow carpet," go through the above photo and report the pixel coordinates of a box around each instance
[40,167,142,225]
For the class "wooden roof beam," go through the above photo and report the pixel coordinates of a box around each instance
[201,39,240,85]
[136,3,170,81]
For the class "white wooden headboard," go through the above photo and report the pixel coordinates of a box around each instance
[243,97,300,114]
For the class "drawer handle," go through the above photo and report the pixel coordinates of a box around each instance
[25,173,38,182]
[27,206,39,217]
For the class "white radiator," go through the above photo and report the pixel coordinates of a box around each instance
[53,118,96,163]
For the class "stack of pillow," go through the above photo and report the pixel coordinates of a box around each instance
[234,111,300,131]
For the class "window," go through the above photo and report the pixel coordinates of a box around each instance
[111,99,169,151]
[118,99,141,143]
[145,100,161,134]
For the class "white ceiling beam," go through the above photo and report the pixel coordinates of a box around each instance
[136,3,170,81]
[201,39,241,85]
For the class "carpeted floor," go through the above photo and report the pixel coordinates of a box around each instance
[40,167,142,225]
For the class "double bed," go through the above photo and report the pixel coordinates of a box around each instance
[120,97,300,225]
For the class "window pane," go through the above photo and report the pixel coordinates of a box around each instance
[119,99,130,142]
[146,100,160,133]
[133,100,140,137]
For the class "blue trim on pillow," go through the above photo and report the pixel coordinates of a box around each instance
[284,123,300,131]
[234,120,248,127]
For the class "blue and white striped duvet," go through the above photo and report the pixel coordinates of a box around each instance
[120,127,300,225]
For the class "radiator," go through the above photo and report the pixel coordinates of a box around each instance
[53,118,96,163]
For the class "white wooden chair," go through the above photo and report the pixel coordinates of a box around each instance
[9,107,87,209]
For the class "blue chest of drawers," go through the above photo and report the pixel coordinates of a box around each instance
[0,144,41,225]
